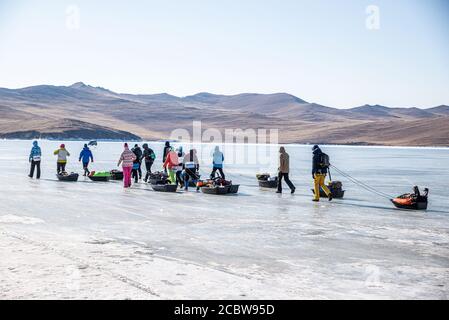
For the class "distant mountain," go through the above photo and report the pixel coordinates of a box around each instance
[428,105,449,116]
[349,105,395,118]
[0,82,447,146]
[349,104,437,119]
[184,92,307,114]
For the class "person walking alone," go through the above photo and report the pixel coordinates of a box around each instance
[28,140,42,179]
[277,146,295,194]
[210,146,225,180]
[312,145,332,202]
[54,144,70,174]
[79,144,94,176]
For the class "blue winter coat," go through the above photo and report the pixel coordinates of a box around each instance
[79,147,93,163]
[212,147,224,169]
[29,141,42,161]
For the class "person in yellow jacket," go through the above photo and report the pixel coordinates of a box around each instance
[312,145,332,202]
[54,144,70,174]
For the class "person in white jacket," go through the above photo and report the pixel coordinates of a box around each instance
[54,144,70,174]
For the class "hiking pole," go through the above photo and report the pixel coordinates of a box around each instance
[328,166,332,182]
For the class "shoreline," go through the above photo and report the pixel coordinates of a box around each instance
[2,138,448,150]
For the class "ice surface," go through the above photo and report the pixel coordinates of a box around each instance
[0,140,448,299]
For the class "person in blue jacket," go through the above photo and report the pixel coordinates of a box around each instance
[210,146,225,179]
[79,144,94,176]
[28,140,42,179]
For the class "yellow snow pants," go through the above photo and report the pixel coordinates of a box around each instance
[313,173,331,201]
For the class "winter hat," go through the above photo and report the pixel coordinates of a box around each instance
[312,145,319,151]
[60,144,65,148]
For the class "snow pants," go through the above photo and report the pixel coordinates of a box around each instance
[123,166,132,188]
[313,173,331,201]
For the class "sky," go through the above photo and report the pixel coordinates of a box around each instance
[0,0,448,108]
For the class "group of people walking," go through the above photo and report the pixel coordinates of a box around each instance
[29,142,95,178]
[28,141,333,201]
[161,143,205,190]
[113,141,222,190]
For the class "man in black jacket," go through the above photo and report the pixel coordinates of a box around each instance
[132,144,143,180]
[162,141,171,173]
[142,143,155,182]
[312,145,332,202]
[163,141,171,162]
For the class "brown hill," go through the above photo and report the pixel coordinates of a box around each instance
[0,83,447,146]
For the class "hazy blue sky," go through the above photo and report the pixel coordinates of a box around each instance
[0,0,448,108]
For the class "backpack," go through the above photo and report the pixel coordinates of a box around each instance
[320,153,330,168]
[147,149,156,160]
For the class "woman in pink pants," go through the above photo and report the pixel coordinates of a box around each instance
[117,143,137,188]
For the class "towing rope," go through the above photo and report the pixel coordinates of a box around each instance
[330,165,393,200]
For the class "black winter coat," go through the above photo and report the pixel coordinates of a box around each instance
[132,147,143,162]
[312,147,328,175]
[143,147,155,162]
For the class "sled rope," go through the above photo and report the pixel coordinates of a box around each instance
[330,165,393,200]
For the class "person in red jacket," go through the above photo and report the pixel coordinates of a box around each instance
[163,147,179,184]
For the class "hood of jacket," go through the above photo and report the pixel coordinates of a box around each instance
[312,147,322,155]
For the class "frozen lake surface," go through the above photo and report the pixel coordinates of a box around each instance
[0,140,448,299]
